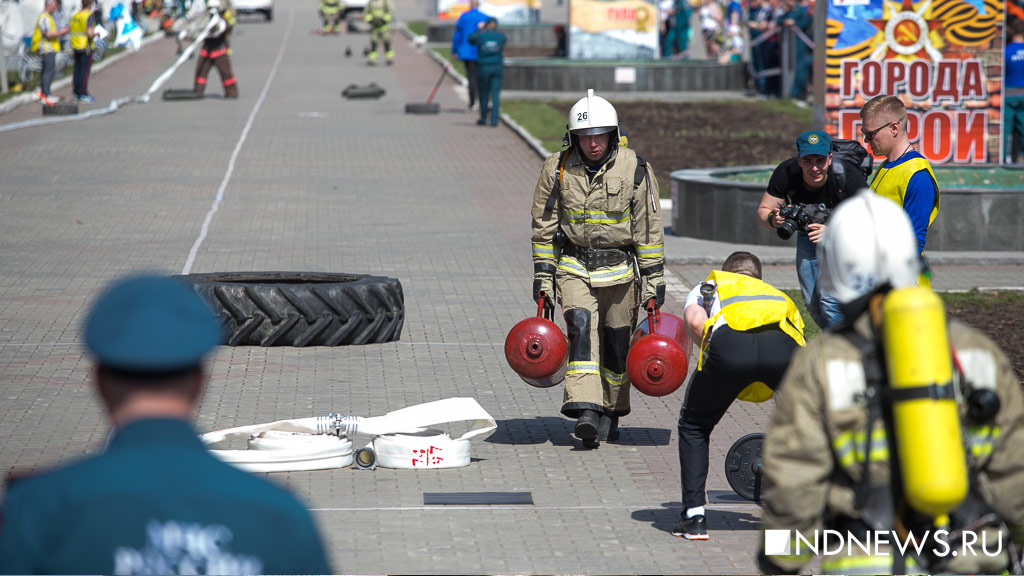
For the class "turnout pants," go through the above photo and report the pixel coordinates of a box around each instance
[194,47,238,97]
[556,272,638,419]
[369,25,392,61]
[678,325,798,509]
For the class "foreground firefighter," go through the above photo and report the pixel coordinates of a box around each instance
[194,0,238,98]
[759,191,1024,574]
[529,89,664,449]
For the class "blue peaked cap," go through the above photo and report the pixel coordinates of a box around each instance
[85,275,223,371]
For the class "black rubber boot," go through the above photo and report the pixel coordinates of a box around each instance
[598,414,619,442]
[575,410,600,448]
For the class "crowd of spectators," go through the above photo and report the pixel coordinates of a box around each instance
[659,0,814,101]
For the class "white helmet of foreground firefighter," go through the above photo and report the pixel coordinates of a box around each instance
[567,89,620,165]
[817,190,921,317]
[206,0,222,11]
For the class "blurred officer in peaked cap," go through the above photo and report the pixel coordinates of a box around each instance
[0,274,332,575]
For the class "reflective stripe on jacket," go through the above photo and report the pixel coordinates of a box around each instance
[530,146,664,288]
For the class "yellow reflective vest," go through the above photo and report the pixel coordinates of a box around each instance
[698,270,805,371]
[70,9,93,51]
[31,12,61,54]
[869,155,940,227]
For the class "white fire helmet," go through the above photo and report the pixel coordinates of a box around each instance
[567,89,619,141]
[207,0,222,10]
[817,190,921,306]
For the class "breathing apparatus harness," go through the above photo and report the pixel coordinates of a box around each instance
[837,295,1020,574]
[541,144,658,295]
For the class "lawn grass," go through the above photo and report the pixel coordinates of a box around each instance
[500,99,569,154]
[428,47,466,80]
[939,288,1024,307]
[405,20,427,36]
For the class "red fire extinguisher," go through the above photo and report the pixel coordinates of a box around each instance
[626,304,690,397]
[504,293,568,388]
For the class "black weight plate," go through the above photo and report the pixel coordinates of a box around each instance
[724,432,765,502]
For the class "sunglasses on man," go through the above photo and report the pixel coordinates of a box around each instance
[861,119,900,143]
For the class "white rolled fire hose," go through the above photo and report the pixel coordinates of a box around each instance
[201,397,496,472]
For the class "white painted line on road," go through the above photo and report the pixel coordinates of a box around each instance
[181,10,295,275]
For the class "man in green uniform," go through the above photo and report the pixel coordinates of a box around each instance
[0,275,332,574]
[468,17,506,127]
[530,89,665,449]
[364,0,394,65]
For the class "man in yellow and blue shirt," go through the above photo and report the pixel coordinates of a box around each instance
[859,94,939,253]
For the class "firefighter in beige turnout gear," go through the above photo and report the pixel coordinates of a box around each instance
[364,0,394,64]
[530,89,665,449]
[759,192,1024,575]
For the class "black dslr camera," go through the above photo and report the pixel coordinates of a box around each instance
[776,203,831,240]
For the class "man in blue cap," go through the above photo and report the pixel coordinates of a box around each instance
[755,131,868,330]
[0,274,332,574]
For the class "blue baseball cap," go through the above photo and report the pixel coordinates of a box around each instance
[84,275,223,372]
[795,130,831,157]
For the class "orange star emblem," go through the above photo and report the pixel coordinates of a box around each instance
[869,0,943,61]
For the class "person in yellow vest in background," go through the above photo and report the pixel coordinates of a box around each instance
[318,0,344,34]
[31,0,70,105]
[70,0,98,102]
[363,0,394,65]
[673,251,804,541]
[860,95,939,253]
[758,192,1024,575]
[194,0,238,98]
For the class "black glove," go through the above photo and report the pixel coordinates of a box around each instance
[533,272,554,312]
[642,270,665,309]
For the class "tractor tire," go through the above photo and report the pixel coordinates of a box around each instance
[405,102,440,115]
[42,102,79,115]
[174,272,404,347]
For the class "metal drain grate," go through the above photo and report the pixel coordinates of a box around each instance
[423,492,534,505]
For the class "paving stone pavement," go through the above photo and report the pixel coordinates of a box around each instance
[1,1,1022,573]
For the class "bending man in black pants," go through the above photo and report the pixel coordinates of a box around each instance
[672,251,805,540]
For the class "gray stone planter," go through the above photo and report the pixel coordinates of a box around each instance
[670,166,1024,252]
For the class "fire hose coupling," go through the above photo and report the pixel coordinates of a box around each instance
[320,413,361,437]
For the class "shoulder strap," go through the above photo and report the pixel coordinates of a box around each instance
[633,155,646,190]
[543,149,570,216]
[838,327,901,572]
[832,157,847,195]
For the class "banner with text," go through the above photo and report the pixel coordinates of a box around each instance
[825,0,1005,164]
[569,0,660,59]
[437,0,536,23]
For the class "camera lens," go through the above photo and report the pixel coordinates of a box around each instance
[776,220,796,240]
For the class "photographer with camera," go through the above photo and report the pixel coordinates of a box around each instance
[756,131,868,329]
